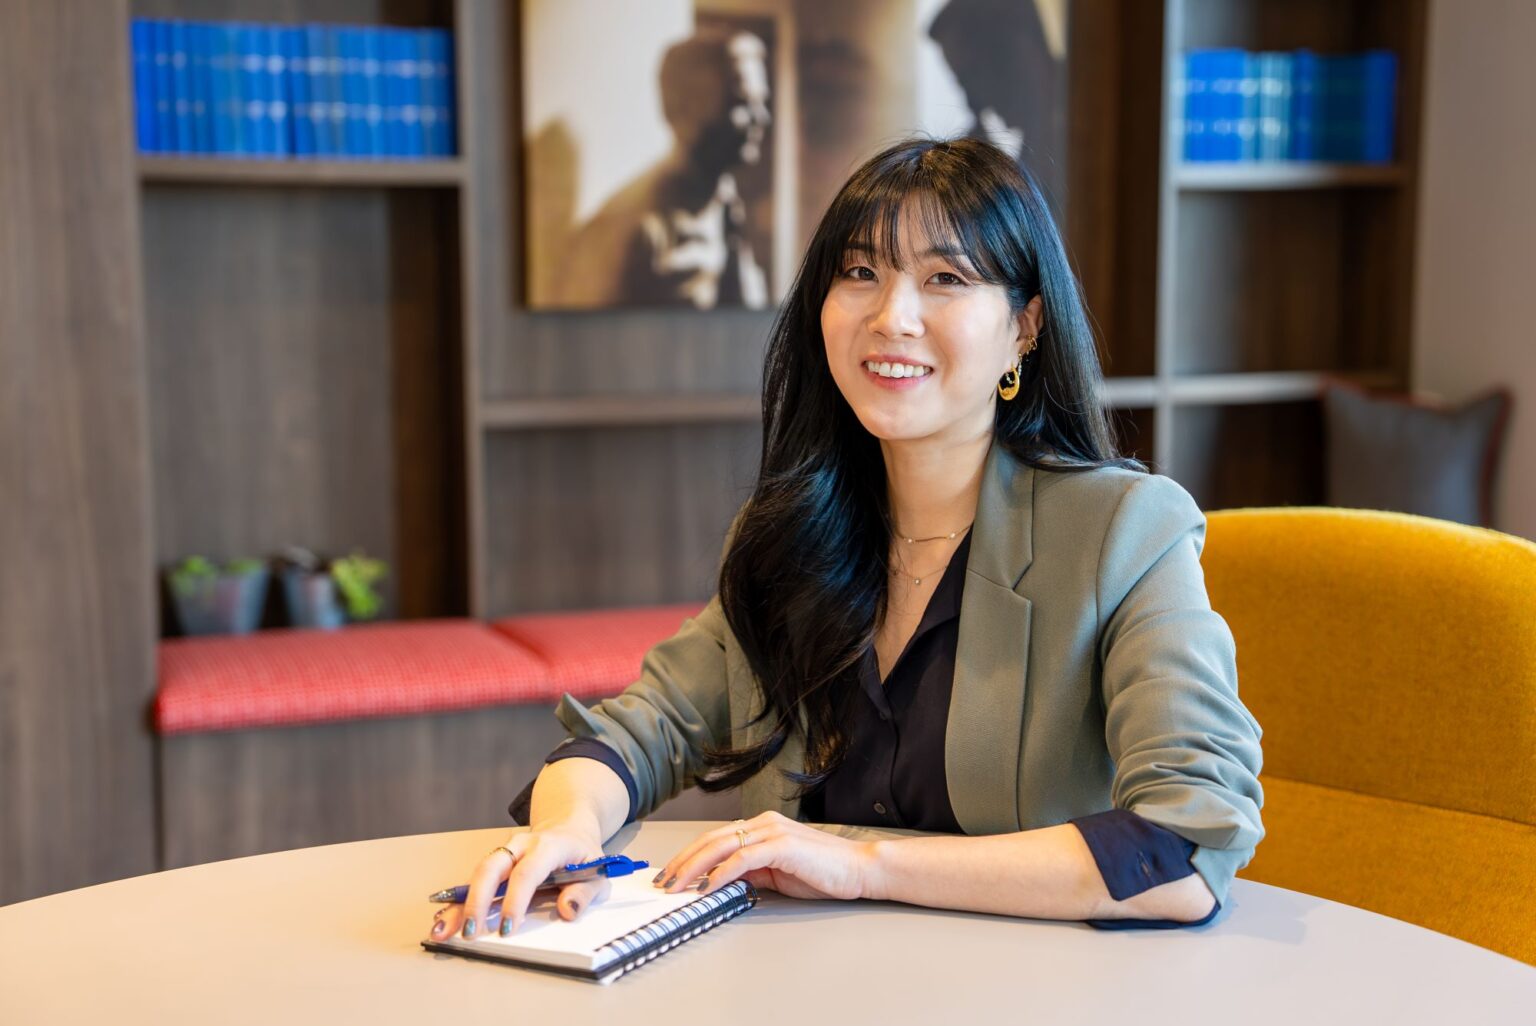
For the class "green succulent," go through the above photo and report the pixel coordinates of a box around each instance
[330,552,387,620]
[169,556,263,597]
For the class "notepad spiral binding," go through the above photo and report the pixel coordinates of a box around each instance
[593,880,759,982]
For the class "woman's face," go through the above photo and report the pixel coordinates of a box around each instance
[821,201,1042,448]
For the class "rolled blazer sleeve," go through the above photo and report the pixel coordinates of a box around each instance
[1094,473,1265,909]
[547,594,735,820]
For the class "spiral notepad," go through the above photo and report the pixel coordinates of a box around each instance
[422,875,758,984]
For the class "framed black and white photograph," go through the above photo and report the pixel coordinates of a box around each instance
[522,0,1069,311]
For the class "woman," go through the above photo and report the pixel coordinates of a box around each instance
[431,138,1263,942]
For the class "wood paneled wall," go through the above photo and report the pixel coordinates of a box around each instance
[0,0,158,903]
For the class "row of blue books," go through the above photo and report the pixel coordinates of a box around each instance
[1181,49,1397,163]
[131,19,456,160]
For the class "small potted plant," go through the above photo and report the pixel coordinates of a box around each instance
[279,546,388,629]
[167,556,270,636]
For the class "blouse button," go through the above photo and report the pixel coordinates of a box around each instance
[873,801,888,816]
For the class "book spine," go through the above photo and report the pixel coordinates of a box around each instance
[1291,49,1317,160]
[428,28,456,157]
[152,21,178,154]
[207,23,229,155]
[289,27,314,158]
[340,27,362,158]
[236,24,264,156]
[440,29,457,157]
[1362,49,1398,163]
[416,30,437,157]
[313,26,342,158]
[170,21,193,155]
[1239,51,1259,161]
[132,19,158,153]
[265,25,290,157]
[362,28,386,157]
[1274,52,1292,161]
[398,30,424,159]
[189,22,212,154]
[1180,52,1205,163]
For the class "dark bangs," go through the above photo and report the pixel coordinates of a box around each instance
[806,144,1041,316]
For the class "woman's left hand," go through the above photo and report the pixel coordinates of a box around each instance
[655,812,879,901]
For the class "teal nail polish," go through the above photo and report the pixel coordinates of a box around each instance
[652,869,667,884]
[462,917,476,939]
[694,877,711,893]
[663,875,677,889]
[499,917,513,936]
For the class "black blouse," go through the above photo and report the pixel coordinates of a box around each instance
[511,530,1220,929]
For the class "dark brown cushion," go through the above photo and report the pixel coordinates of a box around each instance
[1322,379,1512,527]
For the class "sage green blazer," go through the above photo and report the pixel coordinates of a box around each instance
[552,442,1265,907]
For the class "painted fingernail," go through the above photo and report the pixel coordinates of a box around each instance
[695,876,712,893]
[652,869,667,884]
[499,917,513,937]
[663,875,677,889]
[462,917,476,939]
[431,919,448,938]
[568,899,581,915]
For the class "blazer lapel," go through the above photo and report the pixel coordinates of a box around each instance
[946,443,1035,835]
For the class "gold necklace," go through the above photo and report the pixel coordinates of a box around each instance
[895,520,973,545]
[889,529,969,587]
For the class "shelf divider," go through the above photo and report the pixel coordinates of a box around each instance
[1175,162,1406,191]
[480,394,762,430]
[139,157,466,188]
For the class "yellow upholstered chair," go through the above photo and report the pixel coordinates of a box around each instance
[1201,507,1536,966]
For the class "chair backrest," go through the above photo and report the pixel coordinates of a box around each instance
[1200,507,1536,964]
[1201,506,1536,826]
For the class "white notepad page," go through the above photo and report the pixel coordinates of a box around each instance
[442,873,714,971]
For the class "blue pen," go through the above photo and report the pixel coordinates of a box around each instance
[426,855,651,904]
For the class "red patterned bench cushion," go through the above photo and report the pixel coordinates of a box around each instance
[156,620,550,735]
[491,602,708,701]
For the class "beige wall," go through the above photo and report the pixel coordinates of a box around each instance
[1412,0,1536,539]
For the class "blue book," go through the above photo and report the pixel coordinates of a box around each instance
[1207,49,1243,162]
[236,24,267,155]
[209,23,242,155]
[131,20,158,153]
[339,27,364,157]
[1239,51,1260,160]
[190,23,214,154]
[152,20,178,153]
[301,25,332,157]
[264,26,290,157]
[397,30,424,158]
[1361,50,1398,163]
[1181,52,1209,162]
[170,21,193,155]
[415,30,438,157]
[385,29,413,158]
[361,28,386,157]
[1290,49,1319,160]
[425,29,456,157]
[287,28,313,157]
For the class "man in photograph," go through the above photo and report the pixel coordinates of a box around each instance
[556,26,772,310]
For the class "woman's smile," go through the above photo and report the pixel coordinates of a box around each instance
[862,357,934,389]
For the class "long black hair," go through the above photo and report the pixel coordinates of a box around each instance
[698,137,1143,797]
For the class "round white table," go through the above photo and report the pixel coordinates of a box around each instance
[3,821,1532,1024]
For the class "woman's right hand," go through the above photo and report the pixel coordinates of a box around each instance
[428,820,613,942]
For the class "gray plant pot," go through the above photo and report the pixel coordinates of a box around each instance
[282,568,346,630]
[171,568,269,636]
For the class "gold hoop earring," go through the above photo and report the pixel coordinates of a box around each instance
[998,356,1022,401]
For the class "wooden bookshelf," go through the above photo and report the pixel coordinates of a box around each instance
[1146,0,1426,501]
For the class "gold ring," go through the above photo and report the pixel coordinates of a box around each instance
[736,828,749,851]
[489,845,516,864]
